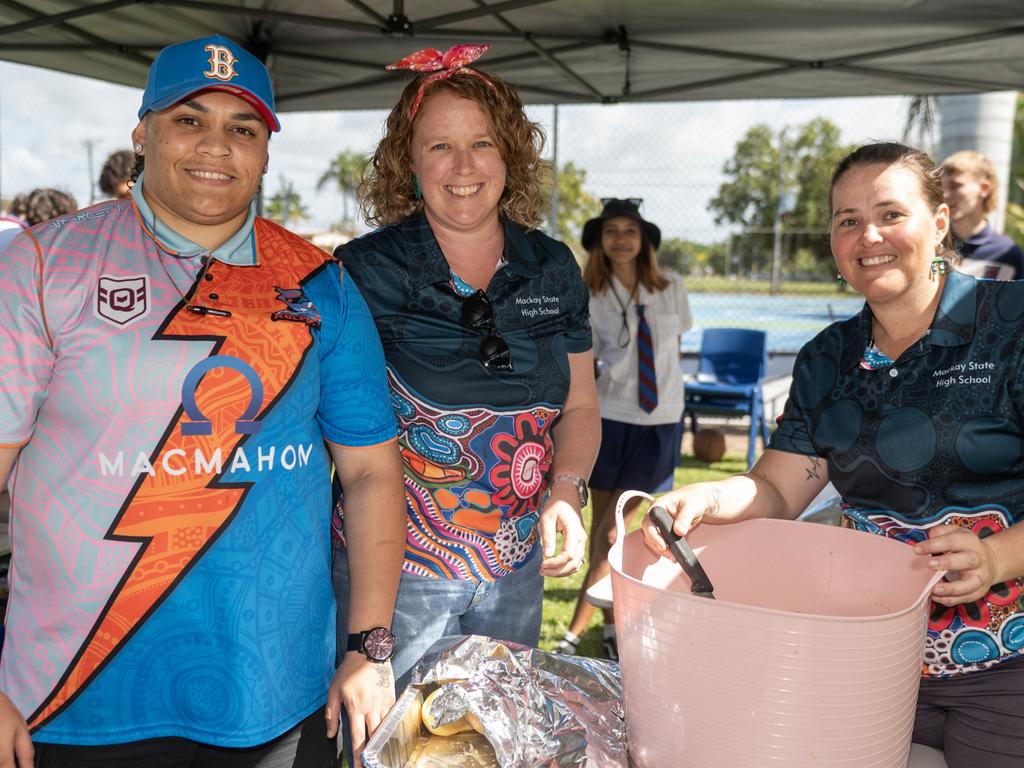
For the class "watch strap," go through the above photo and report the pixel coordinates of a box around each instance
[551,472,588,507]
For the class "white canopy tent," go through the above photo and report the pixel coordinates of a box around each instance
[0,0,1021,111]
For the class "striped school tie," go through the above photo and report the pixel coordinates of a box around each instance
[636,304,657,413]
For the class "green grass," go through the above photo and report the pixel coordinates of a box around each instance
[540,453,747,658]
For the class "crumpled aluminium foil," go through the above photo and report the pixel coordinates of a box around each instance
[410,634,627,767]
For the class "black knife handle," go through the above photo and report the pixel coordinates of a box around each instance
[649,505,716,596]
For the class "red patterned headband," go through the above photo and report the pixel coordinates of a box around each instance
[387,44,494,118]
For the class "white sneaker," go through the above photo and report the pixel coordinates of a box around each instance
[553,631,580,656]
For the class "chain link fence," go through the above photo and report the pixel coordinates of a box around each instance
[0,61,960,356]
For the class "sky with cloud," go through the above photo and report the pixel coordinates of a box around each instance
[0,59,912,242]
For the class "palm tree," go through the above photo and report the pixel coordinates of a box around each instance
[266,175,309,228]
[318,149,368,227]
[903,95,938,156]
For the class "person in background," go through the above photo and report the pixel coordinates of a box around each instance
[0,194,28,250]
[98,149,136,200]
[553,198,691,661]
[0,35,405,768]
[333,43,598,701]
[645,142,1024,768]
[941,149,1024,280]
[0,188,78,250]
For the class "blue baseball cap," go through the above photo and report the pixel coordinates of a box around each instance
[138,35,280,132]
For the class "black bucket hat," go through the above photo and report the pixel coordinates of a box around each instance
[581,198,661,251]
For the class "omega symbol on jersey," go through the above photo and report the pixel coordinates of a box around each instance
[204,44,238,81]
[181,355,263,435]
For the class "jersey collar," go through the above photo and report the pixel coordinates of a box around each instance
[130,173,259,266]
[844,270,977,370]
[406,213,543,290]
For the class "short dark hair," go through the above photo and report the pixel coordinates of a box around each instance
[98,149,135,198]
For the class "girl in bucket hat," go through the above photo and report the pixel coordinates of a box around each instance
[555,198,691,661]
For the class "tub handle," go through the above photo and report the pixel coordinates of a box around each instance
[649,506,717,599]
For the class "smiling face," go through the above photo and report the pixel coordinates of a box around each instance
[132,89,269,249]
[830,162,949,308]
[410,89,507,237]
[942,170,990,237]
[601,216,644,268]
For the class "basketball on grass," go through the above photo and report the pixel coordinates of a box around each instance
[693,428,726,463]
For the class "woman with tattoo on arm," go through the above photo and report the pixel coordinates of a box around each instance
[643,142,1024,768]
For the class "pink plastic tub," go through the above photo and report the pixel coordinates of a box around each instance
[609,512,944,768]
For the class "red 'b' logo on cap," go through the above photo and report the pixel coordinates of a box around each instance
[204,44,237,81]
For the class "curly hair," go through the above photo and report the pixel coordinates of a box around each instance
[360,70,549,229]
[13,188,78,226]
[98,149,135,198]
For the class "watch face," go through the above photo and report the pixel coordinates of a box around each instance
[364,627,395,662]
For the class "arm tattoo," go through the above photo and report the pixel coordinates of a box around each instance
[376,664,391,688]
[708,485,721,517]
[805,457,823,482]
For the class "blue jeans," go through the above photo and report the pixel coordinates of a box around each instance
[331,545,543,692]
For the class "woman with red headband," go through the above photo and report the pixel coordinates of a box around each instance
[330,44,599,707]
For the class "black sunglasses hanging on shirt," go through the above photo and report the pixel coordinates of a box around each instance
[461,289,514,372]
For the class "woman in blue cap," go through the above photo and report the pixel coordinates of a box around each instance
[0,35,405,768]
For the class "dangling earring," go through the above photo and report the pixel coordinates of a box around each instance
[930,257,946,277]
[412,175,422,200]
[836,274,846,286]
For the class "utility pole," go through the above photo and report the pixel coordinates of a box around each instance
[770,128,787,295]
[84,139,97,204]
[549,104,559,239]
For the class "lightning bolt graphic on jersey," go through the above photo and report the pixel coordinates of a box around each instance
[28,222,327,730]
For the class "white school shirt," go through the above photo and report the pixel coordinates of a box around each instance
[590,271,692,425]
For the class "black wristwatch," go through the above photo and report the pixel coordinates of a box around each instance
[347,627,396,663]
[551,473,589,508]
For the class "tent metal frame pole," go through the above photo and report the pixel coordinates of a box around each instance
[0,0,150,65]
[471,0,605,100]
[0,0,140,36]
[417,0,557,32]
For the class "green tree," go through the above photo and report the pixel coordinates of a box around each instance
[708,118,853,278]
[903,95,938,157]
[657,237,728,276]
[548,161,601,246]
[318,149,368,228]
[265,175,309,228]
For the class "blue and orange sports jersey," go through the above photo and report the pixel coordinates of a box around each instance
[0,192,395,745]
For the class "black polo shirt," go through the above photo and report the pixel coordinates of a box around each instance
[772,270,1024,678]
[334,214,591,581]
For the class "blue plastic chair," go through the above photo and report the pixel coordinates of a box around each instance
[683,328,770,468]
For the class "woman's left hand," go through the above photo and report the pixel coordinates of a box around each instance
[915,525,1000,606]
[538,493,587,577]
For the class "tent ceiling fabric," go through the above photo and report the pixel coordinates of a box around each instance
[0,0,1021,111]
